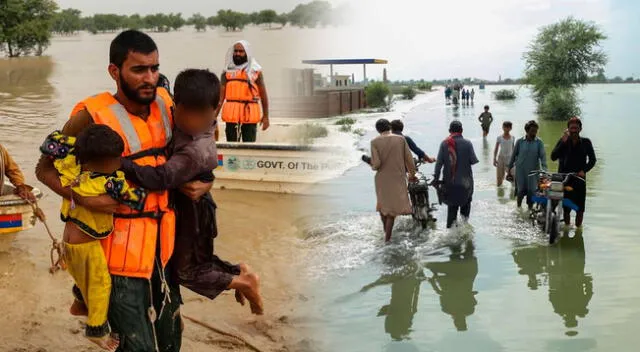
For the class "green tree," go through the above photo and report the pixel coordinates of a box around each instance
[492,89,517,100]
[288,1,333,28]
[257,9,278,28]
[189,13,207,32]
[523,17,607,119]
[0,0,58,57]
[277,13,288,27]
[90,14,127,32]
[142,13,182,32]
[215,10,248,32]
[588,68,606,83]
[126,14,143,30]
[248,12,260,25]
[206,15,218,27]
[538,87,580,120]
[365,82,392,108]
[167,13,185,31]
[401,86,416,100]
[416,81,432,91]
[51,8,82,35]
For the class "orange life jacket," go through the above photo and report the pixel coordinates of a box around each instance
[69,87,176,279]
[221,69,262,124]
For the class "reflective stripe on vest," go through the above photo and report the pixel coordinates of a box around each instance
[156,94,172,142]
[222,69,262,124]
[109,102,142,153]
[69,87,176,279]
[105,94,172,154]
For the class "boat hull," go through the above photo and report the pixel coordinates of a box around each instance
[0,183,43,234]
[213,142,350,194]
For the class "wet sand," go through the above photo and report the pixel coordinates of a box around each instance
[0,120,324,351]
[0,185,317,352]
[0,25,335,351]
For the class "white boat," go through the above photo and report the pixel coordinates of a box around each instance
[0,182,43,234]
[214,142,351,194]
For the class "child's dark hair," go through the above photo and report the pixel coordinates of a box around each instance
[75,125,124,164]
[484,105,490,109]
[173,69,220,109]
[524,120,539,132]
[390,119,404,133]
[503,121,512,128]
[375,119,391,133]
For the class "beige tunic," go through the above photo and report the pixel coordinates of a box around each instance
[370,132,416,216]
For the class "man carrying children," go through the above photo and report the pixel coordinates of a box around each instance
[36,30,209,351]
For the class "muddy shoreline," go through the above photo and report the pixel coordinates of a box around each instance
[0,187,320,352]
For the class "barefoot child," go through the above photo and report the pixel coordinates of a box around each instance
[120,68,263,314]
[493,121,515,186]
[478,105,493,137]
[39,125,148,351]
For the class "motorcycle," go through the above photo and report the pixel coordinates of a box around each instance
[361,155,440,229]
[408,159,439,228]
[528,170,584,244]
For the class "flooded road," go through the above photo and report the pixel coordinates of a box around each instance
[2,23,640,352]
[302,84,640,351]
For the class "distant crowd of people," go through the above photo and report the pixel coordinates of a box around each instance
[444,84,474,105]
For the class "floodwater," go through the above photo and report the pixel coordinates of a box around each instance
[2,24,640,352]
[0,27,319,351]
[301,84,640,351]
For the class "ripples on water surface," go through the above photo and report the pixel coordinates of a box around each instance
[300,85,640,351]
[2,30,640,352]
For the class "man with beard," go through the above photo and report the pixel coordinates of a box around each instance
[550,117,596,228]
[36,29,212,351]
[214,40,270,142]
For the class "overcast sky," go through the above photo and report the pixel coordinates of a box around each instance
[334,0,639,80]
[55,0,638,80]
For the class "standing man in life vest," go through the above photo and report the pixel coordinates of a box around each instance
[36,29,212,351]
[215,40,270,142]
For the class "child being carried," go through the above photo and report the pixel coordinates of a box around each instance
[120,68,263,314]
[40,125,147,351]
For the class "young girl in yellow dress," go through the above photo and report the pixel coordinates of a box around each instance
[40,125,146,351]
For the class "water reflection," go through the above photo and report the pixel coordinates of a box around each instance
[361,251,425,341]
[512,231,593,335]
[425,239,478,331]
[481,137,491,172]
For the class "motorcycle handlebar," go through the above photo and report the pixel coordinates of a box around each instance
[527,170,585,183]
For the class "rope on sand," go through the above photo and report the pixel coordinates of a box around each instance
[182,314,265,352]
[28,200,65,274]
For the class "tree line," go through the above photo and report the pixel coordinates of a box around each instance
[51,1,341,34]
[394,75,639,87]
[1,0,343,57]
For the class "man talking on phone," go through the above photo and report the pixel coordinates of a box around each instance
[550,117,596,228]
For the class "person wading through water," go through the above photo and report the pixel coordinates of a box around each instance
[550,117,596,228]
[434,121,479,228]
[364,119,417,242]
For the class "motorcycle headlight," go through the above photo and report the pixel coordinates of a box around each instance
[550,181,564,192]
